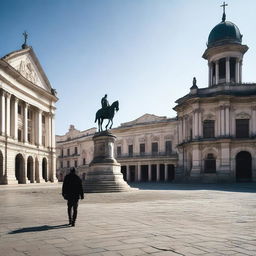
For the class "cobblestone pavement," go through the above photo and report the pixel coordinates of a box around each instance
[0,183,256,256]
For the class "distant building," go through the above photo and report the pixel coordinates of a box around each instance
[56,114,178,182]
[0,43,58,184]
[57,10,256,183]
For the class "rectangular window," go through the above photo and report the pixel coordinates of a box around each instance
[203,120,215,138]
[18,104,22,115]
[83,158,86,165]
[18,129,22,142]
[61,149,64,157]
[74,147,78,155]
[140,143,145,155]
[67,161,70,168]
[128,145,133,156]
[67,148,70,156]
[27,109,32,119]
[165,141,172,154]
[117,146,121,156]
[28,133,31,143]
[236,119,249,138]
[42,115,45,124]
[74,160,77,167]
[152,142,158,154]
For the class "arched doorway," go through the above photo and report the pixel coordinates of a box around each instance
[27,156,34,183]
[236,151,252,182]
[15,154,25,184]
[42,158,48,182]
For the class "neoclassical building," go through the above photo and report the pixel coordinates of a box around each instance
[0,42,58,184]
[57,10,256,183]
[56,114,178,182]
[174,11,256,182]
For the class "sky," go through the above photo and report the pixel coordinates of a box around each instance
[1,0,256,135]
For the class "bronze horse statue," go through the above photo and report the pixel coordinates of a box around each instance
[95,101,119,132]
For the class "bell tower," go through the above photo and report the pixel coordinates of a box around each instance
[202,2,248,87]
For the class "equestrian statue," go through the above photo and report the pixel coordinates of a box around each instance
[95,94,119,132]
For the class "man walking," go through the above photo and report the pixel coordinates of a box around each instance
[62,167,84,226]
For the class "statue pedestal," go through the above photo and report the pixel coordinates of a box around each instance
[84,131,131,193]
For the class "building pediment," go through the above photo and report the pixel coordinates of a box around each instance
[1,47,52,93]
[121,114,168,127]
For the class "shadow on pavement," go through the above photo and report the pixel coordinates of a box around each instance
[129,182,256,193]
[9,224,69,234]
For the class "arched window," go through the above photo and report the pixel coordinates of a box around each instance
[204,153,216,173]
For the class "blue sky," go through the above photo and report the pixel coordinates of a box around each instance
[1,0,256,135]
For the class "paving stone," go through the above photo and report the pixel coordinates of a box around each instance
[0,183,256,256]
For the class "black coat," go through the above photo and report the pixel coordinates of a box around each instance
[62,173,84,200]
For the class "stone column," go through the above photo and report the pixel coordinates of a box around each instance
[178,118,183,143]
[239,60,242,83]
[215,61,219,85]
[48,113,52,148]
[194,110,199,138]
[37,110,42,146]
[126,165,130,182]
[138,164,141,182]
[208,62,212,87]
[5,93,11,137]
[23,103,28,143]
[198,111,202,138]
[13,98,19,140]
[252,106,256,136]
[164,164,168,181]
[235,58,240,83]
[156,164,160,181]
[148,164,152,181]
[51,113,55,149]
[221,106,225,136]
[0,91,6,135]
[226,57,230,83]
[225,106,230,136]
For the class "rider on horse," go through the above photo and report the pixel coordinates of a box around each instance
[101,94,109,108]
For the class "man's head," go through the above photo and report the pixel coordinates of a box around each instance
[104,94,107,98]
[70,167,76,174]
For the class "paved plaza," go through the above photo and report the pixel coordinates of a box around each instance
[0,183,256,256]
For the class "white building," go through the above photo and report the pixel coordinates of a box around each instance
[0,43,58,184]
[57,10,256,183]
[56,114,178,183]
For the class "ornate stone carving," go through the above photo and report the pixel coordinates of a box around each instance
[236,112,251,119]
[151,135,159,141]
[19,60,38,84]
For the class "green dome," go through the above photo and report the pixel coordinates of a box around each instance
[207,21,242,48]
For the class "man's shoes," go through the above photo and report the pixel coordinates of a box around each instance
[69,219,72,225]
[71,221,75,227]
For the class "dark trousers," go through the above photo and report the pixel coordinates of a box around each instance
[67,199,79,223]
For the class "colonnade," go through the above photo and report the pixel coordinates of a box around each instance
[123,163,175,182]
[208,57,242,86]
[0,89,55,148]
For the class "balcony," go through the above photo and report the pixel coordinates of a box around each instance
[58,153,80,158]
[116,152,178,160]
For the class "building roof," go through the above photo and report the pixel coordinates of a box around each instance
[207,20,242,48]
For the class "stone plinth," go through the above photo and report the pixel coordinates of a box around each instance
[84,131,131,193]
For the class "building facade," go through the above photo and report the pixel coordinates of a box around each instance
[174,12,256,182]
[56,11,256,183]
[56,115,178,182]
[0,44,58,184]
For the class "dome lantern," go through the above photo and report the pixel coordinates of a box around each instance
[202,3,248,87]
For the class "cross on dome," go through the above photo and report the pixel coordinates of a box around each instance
[221,2,228,22]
